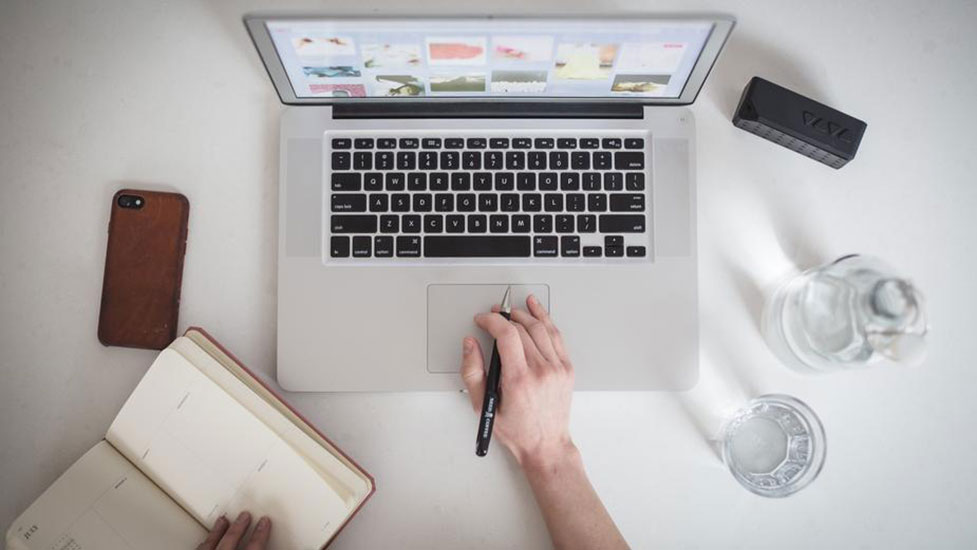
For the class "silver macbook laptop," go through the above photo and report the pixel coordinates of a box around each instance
[244,14,734,391]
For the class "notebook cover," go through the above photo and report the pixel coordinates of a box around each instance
[184,327,376,549]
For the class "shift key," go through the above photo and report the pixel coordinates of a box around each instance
[599,215,645,233]
[331,215,377,233]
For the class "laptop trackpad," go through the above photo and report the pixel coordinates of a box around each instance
[427,284,550,373]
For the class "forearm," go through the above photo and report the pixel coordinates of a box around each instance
[520,443,629,550]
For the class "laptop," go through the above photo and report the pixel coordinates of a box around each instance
[244,14,734,391]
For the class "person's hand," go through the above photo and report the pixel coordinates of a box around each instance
[461,294,576,468]
[196,511,271,550]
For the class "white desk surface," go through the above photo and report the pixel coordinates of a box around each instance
[2,0,976,548]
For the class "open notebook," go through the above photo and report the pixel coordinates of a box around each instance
[5,328,375,550]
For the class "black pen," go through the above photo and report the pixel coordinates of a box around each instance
[476,285,512,457]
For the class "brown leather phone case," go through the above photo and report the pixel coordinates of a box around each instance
[98,189,189,349]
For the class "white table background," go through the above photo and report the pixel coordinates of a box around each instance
[2,0,976,548]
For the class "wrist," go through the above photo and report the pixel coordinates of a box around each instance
[516,437,581,479]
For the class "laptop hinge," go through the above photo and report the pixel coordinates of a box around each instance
[332,102,644,119]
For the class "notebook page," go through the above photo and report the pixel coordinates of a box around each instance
[105,349,350,550]
[4,441,205,550]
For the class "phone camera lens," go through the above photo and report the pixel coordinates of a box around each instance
[118,194,144,209]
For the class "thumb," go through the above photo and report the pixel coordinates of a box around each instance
[460,336,486,412]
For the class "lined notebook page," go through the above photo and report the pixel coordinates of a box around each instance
[106,349,350,550]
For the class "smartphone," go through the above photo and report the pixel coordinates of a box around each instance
[98,189,189,349]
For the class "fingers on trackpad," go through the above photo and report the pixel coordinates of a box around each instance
[426,284,550,373]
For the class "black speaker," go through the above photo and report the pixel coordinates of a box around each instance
[733,77,867,169]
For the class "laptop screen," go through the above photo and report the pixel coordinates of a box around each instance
[259,18,717,101]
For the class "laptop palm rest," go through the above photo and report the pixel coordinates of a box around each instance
[427,284,550,373]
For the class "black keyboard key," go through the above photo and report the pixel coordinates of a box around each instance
[353,152,372,170]
[583,246,602,257]
[610,194,645,212]
[501,194,519,212]
[445,138,464,149]
[625,138,644,149]
[473,172,492,191]
[538,172,558,191]
[457,193,476,212]
[549,151,569,170]
[467,214,487,233]
[446,215,465,233]
[512,214,531,233]
[374,236,394,257]
[332,138,352,149]
[354,138,374,149]
[578,214,596,233]
[391,194,410,212]
[626,172,645,191]
[567,194,586,212]
[370,194,389,212]
[375,151,394,170]
[396,236,421,257]
[602,138,622,149]
[614,152,644,170]
[605,236,624,247]
[556,215,575,233]
[408,172,427,191]
[330,236,350,257]
[582,172,601,191]
[402,215,421,233]
[331,173,361,191]
[463,151,481,170]
[425,236,530,257]
[377,138,397,149]
[580,138,599,149]
[364,172,383,191]
[588,193,607,212]
[495,172,515,191]
[422,137,442,149]
[435,194,454,212]
[440,151,459,170]
[466,138,487,149]
[399,137,419,149]
[533,214,553,233]
[413,193,432,212]
[386,172,406,191]
[452,173,472,191]
[533,236,558,257]
[560,173,580,191]
[352,236,372,257]
[557,138,577,149]
[594,152,612,170]
[430,172,449,191]
[561,236,581,257]
[419,151,438,170]
[571,151,590,170]
[517,173,536,191]
[534,138,554,149]
[512,138,532,149]
[606,245,624,257]
[544,194,564,212]
[331,215,377,233]
[490,138,509,149]
[479,194,499,212]
[490,215,508,233]
[397,151,416,170]
[424,214,443,233]
[599,215,646,233]
[484,151,504,170]
[331,194,366,212]
[603,172,623,191]
[331,152,351,170]
[505,151,526,170]
[522,193,542,212]
[380,215,399,233]
[528,151,547,170]
[627,246,646,257]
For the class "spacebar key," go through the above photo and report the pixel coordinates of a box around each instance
[425,236,531,257]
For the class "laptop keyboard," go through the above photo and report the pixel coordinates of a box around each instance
[326,132,651,262]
